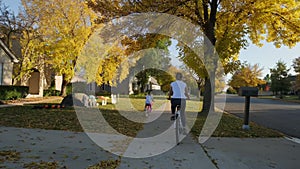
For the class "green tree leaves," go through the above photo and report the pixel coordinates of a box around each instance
[270,61,291,95]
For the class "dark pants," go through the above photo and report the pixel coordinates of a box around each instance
[171,98,186,127]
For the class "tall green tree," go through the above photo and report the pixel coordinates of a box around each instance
[270,61,291,95]
[133,38,172,93]
[292,57,300,95]
[293,57,300,73]
[88,0,300,113]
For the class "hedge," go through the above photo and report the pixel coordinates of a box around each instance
[0,86,29,100]
[43,85,72,97]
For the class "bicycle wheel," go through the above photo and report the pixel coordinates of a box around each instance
[145,107,149,117]
[175,109,182,145]
[175,114,179,145]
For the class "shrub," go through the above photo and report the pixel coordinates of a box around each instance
[66,84,72,95]
[44,84,72,96]
[0,86,28,100]
[5,90,22,100]
[43,87,61,96]
[226,87,237,94]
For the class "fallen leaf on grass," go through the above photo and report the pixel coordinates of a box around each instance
[23,161,59,169]
[0,150,21,162]
[87,159,121,169]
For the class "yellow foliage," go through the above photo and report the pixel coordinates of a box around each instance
[229,64,266,89]
[21,0,97,83]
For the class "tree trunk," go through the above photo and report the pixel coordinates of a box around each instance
[201,35,217,114]
[201,77,211,114]
[38,66,44,97]
[197,86,201,98]
[200,0,218,112]
[60,74,69,97]
[201,70,216,114]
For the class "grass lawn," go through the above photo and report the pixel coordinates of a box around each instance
[258,95,300,103]
[0,96,282,137]
[191,112,283,138]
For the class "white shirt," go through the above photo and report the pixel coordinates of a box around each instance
[171,80,187,99]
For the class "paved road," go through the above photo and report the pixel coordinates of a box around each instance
[216,95,300,138]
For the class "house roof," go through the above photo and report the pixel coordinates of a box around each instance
[71,75,87,83]
[0,39,19,63]
[149,77,159,85]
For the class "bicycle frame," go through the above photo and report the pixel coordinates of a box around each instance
[175,106,184,145]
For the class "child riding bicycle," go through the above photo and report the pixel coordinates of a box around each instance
[144,90,154,116]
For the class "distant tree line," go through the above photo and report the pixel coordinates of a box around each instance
[228,57,300,98]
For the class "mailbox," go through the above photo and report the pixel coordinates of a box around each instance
[238,87,258,97]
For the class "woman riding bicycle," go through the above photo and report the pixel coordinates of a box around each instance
[168,72,190,132]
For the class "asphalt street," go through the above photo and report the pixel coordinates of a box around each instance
[216,94,300,138]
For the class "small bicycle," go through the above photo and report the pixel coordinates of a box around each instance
[144,104,152,117]
[171,105,185,145]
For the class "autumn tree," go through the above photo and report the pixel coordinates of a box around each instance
[270,61,291,95]
[21,0,97,96]
[87,0,300,113]
[229,63,265,90]
[0,0,21,47]
[178,43,230,97]
[0,0,43,86]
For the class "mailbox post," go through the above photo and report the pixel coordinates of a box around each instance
[238,87,258,130]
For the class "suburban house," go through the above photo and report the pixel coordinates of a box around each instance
[0,39,19,85]
[70,74,163,95]
[129,75,162,94]
[70,74,111,95]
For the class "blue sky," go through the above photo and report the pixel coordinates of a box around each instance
[3,0,299,77]
[239,42,299,76]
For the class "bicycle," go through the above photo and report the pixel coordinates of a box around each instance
[144,104,152,117]
[171,105,185,145]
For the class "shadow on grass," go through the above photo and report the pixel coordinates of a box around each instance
[0,104,146,138]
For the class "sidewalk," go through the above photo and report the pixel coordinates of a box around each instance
[1,126,299,169]
[0,127,119,168]
[117,111,217,169]
[203,137,300,169]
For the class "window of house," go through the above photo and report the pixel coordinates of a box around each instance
[89,83,93,91]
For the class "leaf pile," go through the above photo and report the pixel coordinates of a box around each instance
[0,150,21,163]
[87,159,121,169]
[23,161,60,169]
